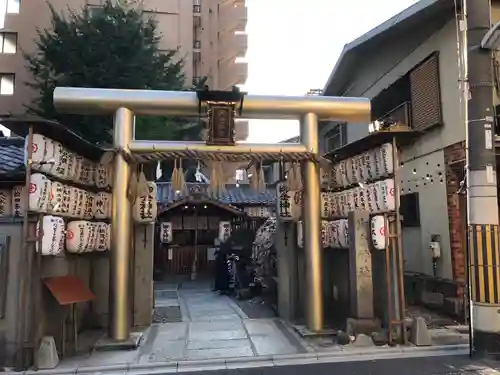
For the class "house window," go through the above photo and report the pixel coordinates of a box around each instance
[400,192,420,227]
[0,74,14,95]
[7,0,19,14]
[324,125,344,153]
[0,32,17,54]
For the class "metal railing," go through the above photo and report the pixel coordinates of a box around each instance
[375,101,412,129]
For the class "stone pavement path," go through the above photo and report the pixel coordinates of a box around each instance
[139,282,305,363]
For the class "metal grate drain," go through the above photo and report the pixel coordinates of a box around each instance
[153,306,182,323]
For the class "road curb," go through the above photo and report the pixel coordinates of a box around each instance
[9,344,471,374]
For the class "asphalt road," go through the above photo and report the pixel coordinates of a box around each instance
[173,355,495,375]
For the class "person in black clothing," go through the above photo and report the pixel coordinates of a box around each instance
[213,245,230,293]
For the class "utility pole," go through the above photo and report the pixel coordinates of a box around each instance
[465,0,500,356]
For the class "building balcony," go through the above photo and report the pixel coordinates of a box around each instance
[218,3,247,34]
[374,101,412,130]
[218,32,248,63]
[219,61,248,89]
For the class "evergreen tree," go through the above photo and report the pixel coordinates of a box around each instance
[25,0,205,148]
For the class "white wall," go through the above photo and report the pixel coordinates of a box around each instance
[397,150,452,279]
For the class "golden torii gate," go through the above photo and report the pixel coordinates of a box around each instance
[53,87,370,342]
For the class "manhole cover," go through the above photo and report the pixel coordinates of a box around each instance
[155,290,178,299]
[153,306,182,323]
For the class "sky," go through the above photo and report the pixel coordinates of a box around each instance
[243,0,420,143]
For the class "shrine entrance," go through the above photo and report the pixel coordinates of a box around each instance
[155,195,246,278]
[52,85,370,343]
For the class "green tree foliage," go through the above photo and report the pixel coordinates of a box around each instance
[25,0,205,150]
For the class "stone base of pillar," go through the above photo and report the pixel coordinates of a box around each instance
[346,317,381,336]
[94,331,143,351]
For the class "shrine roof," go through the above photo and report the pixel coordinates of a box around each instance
[156,182,276,206]
[0,137,25,181]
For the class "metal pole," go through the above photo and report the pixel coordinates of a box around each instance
[465,0,500,356]
[110,107,134,341]
[301,112,324,332]
[459,0,474,354]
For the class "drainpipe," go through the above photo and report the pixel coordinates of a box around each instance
[464,0,500,357]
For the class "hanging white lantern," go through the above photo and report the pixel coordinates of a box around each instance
[218,221,231,242]
[51,143,72,180]
[380,143,394,176]
[321,192,330,218]
[95,163,109,189]
[48,181,70,216]
[93,192,112,220]
[95,222,108,252]
[29,173,51,213]
[25,133,47,171]
[87,222,98,252]
[320,167,330,187]
[72,155,84,182]
[65,151,77,180]
[338,160,348,187]
[358,187,367,211]
[372,147,382,179]
[365,183,376,213]
[133,182,158,223]
[355,155,364,183]
[160,222,173,244]
[78,159,95,186]
[327,192,338,218]
[384,178,396,212]
[361,152,373,181]
[0,189,12,217]
[83,191,95,220]
[345,189,354,213]
[352,187,360,211]
[66,220,91,254]
[371,215,386,250]
[337,192,346,217]
[346,158,356,185]
[36,215,65,256]
[322,220,333,248]
[378,178,396,212]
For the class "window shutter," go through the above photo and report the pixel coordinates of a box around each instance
[409,53,442,131]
